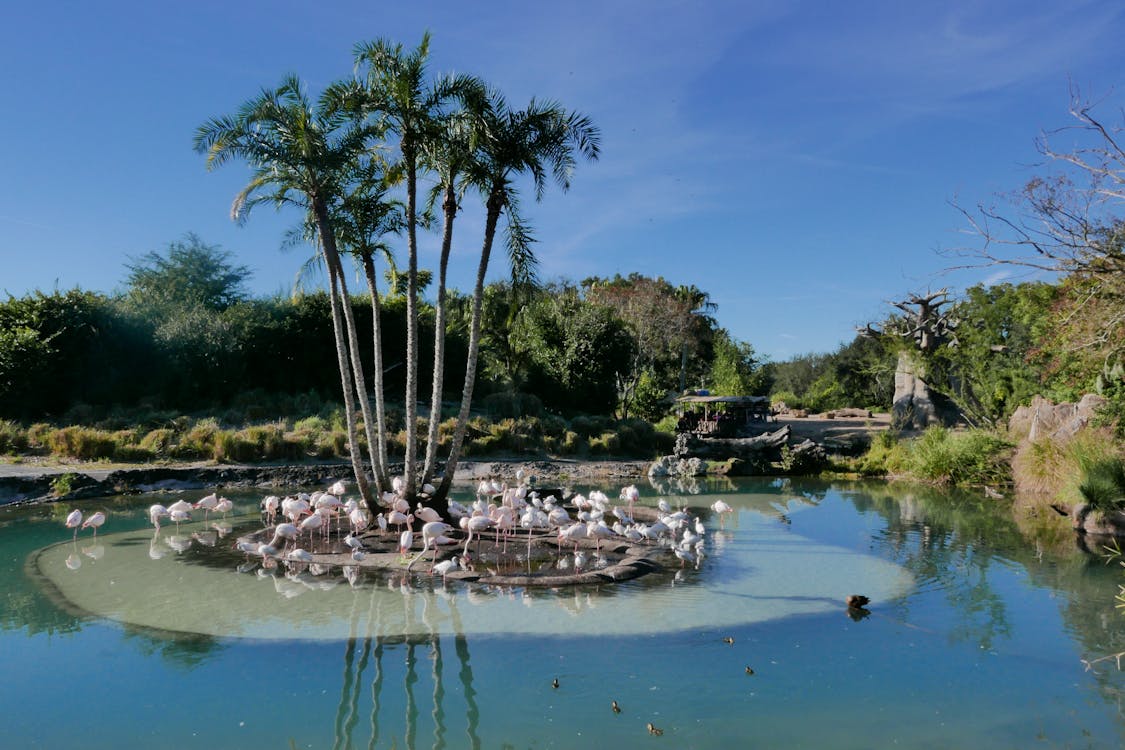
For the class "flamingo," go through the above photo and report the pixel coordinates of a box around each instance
[462,515,494,556]
[415,503,443,524]
[328,479,347,496]
[349,507,370,535]
[387,510,413,534]
[586,521,614,554]
[286,548,314,564]
[620,485,640,518]
[270,522,298,550]
[195,493,219,521]
[65,509,82,540]
[711,499,734,527]
[674,545,696,568]
[169,508,191,532]
[299,512,324,541]
[399,529,414,559]
[558,522,587,553]
[261,495,280,525]
[81,511,106,538]
[148,504,169,531]
[432,556,459,584]
[214,497,233,517]
[411,521,453,570]
[168,499,194,517]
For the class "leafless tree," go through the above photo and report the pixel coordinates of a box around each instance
[951,87,1125,276]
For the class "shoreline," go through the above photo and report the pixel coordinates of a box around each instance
[0,457,654,506]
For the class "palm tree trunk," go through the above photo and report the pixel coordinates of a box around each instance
[362,255,391,490]
[404,153,420,497]
[422,181,457,486]
[322,243,372,508]
[322,230,383,498]
[436,196,501,501]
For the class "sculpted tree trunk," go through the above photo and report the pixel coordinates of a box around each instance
[892,350,939,430]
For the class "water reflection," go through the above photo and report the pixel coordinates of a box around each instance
[6,482,1125,747]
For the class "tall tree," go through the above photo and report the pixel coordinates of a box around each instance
[194,75,376,505]
[123,233,250,314]
[421,76,488,486]
[335,169,405,489]
[436,91,600,501]
[341,34,451,497]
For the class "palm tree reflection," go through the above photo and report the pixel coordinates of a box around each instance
[327,581,480,750]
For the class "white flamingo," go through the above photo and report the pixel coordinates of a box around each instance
[195,493,219,521]
[169,508,191,531]
[215,497,233,517]
[415,503,443,524]
[81,511,106,538]
[65,509,82,540]
[148,504,169,531]
[432,556,459,584]
[711,499,734,527]
[261,495,280,525]
[270,522,298,550]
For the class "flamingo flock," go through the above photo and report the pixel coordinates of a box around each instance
[65,474,733,591]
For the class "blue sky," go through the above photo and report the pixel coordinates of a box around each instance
[3,0,1124,360]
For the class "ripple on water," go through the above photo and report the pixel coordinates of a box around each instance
[32,510,914,641]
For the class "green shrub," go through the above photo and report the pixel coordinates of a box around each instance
[562,430,583,454]
[172,418,220,459]
[589,431,621,454]
[1011,428,1120,504]
[855,431,905,476]
[46,426,118,460]
[770,390,804,410]
[26,423,53,449]
[900,427,1012,485]
[293,415,329,433]
[50,472,79,496]
[113,443,155,462]
[315,429,347,459]
[570,415,613,437]
[0,420,27,453]
[139,428,176,457]
[1077,458,1125,511]
[481,391,544,419]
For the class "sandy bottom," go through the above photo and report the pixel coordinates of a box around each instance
[34,505,912,641]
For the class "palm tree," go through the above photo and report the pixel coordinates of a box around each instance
[420,76,488,486]
[194,75,376,506]
[435,92,600,501]
[333,36,481,498]
[335,169,405,490]
[342,34,441,498]
[674,284,719,393]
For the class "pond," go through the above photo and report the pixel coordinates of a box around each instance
[2,477,1124,749]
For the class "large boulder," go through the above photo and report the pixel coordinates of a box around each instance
[1008,394,1107,441]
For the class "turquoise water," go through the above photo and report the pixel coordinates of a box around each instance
[2,478,1124,748]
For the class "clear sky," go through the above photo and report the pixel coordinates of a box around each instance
[3,0,1124,360]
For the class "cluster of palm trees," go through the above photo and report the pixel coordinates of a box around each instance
[194,34,599,508]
